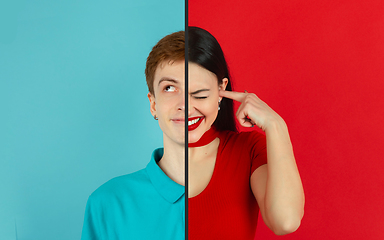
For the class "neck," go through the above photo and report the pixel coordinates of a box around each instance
[188,126,220,162]
[188,137,220,162]
[158,134,185,186]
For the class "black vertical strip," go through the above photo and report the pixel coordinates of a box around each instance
[184,0,189,239]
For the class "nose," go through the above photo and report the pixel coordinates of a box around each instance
[177,91,185,112]
[178,93,196,117]
[187,95,196,117]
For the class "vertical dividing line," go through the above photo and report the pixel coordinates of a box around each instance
[184,0,189,239]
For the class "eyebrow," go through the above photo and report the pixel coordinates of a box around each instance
[158,77,179,86]
[190,89,210,95]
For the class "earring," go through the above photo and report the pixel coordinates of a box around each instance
[218,100,221,111]
[154,115,158,120]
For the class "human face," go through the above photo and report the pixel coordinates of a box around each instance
[188,63,228,143]
[148,60,185,146]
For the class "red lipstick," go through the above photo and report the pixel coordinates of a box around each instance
[188,116,204,131]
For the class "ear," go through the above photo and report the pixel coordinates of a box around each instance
[218,78,229,101]
[147,92,156,117]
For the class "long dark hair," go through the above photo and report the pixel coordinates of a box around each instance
[188,26,237,132]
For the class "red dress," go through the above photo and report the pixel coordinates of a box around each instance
[188,127,267,240]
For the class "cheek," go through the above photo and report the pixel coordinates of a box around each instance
[156,93,178,109]
[200,98,219,119]
[154,98,168,116]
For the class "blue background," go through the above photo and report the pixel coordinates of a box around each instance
[0,0,184,239]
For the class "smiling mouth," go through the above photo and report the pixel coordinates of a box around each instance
[188,117,202,126]
[188,116,204,131]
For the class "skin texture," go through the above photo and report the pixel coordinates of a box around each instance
[148,59,304,234]
[188,64,227,143]
[219,90,305,235]
[148,60,186,186]
[187,63,227,197]
[147,60,227,187]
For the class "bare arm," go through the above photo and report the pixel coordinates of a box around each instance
[251,119,304,235]
[219,90,305,235]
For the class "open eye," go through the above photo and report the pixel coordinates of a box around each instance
[164,85,176,92]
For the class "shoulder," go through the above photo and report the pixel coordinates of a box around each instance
[219,130,267,161]
[220,129,266,145]
[88,168,151,203]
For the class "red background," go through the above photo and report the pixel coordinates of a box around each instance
[189,1,384,239]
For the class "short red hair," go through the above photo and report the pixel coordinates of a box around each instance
[145,31,185,94]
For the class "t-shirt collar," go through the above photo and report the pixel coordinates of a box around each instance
[146,148,185,203]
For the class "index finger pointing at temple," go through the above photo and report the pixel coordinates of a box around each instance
[219,90,246,102]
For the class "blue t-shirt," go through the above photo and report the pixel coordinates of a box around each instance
[81,148,185,240]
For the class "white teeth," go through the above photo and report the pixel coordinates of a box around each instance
[188,118,201,126]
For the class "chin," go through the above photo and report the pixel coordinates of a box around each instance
[188,136,198,144]
[162,128,185,146]
[187,116,214,143]
[174,134,186,145]
[188,128,205,143]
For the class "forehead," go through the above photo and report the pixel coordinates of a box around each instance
[189,63,217,89]
[152,61,218,90]
[153,60,185,87]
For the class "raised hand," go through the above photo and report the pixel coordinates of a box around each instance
[219,90,284,131]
